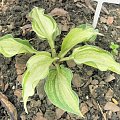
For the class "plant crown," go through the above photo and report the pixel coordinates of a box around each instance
[0,7,120,117]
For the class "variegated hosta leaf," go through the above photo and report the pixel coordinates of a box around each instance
[0,34,37,57]
[58,24,99,58]
[22,52,56,113]
[45,66,84,117]
[72,45,120,74]
[29,7,60,41]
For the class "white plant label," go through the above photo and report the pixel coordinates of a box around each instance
[92,0,120,28]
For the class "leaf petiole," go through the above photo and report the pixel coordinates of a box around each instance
[60,56,73,62]
[48,38,56,57]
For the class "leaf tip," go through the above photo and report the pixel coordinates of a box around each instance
[23,97,28,114]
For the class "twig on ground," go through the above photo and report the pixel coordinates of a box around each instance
[97,101,107,120]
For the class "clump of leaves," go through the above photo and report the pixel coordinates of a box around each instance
[0,7,120,117]
[110,42,119,55]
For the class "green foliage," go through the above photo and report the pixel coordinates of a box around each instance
[58,24,99,58]
[22,52,57,113]
[72,45,120,74]
[110,42,119,55]
[0,34,37,57]
[0,7,120,118]
[29,7,60,41]
[45,65,83,117]
[29,7,60,57]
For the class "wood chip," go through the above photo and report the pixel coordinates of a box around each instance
[16,75,23,84]
[4,83,9,92]
[50,8,68,17]
[14,89,22,100]
[105,89,113,101]
[72,74,81,88]
[104,102,120,112]
[37,80,46,100]
[107,16,114,25]
[80,103,89,115]
[105,74,115,82]
[56,108,65,119]
[33,112,47,120]
[0,92,17,120]
[85,0,95,12]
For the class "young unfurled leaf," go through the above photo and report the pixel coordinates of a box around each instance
[22,52,56,113]
[45,66,83,117]
[72,45,120,74]
[0,34,37,57]
[58,24,99,58]
[29,7,60,41]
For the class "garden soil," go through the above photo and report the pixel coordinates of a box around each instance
[0,0,120,120]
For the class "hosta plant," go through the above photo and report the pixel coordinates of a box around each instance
[0,7,120,117]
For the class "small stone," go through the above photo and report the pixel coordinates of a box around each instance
[72,74,81,88]
[56,108,65,119]
[86,95,89,100]
[66,60,76,68]
[104,102,120,112]
[100,17,107,23]
[91,80,98,85]
[7,22,14,30]
[12,86,15,90]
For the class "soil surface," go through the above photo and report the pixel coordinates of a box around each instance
[0,0,120,120]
